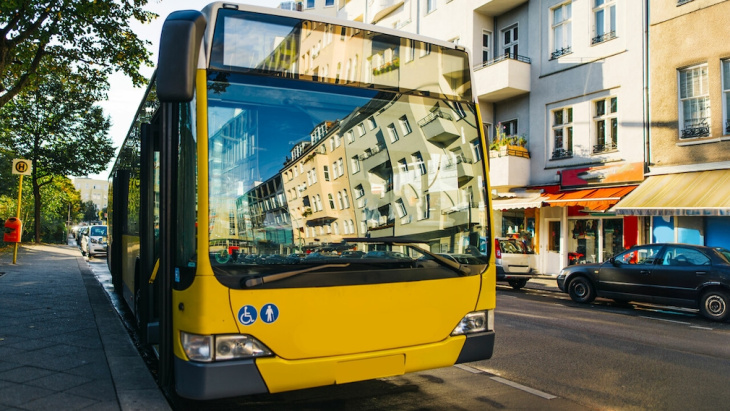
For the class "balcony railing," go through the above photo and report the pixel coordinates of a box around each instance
[681,118,710,139]
[551,46,572,60]
[592,142,618,154]
[417,109,453,128]
[551,148,573,160]
[591,31,617,45]
[475,53,531,70]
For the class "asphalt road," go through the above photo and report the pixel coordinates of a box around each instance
[85,253,730,410]
[483,284,730,410]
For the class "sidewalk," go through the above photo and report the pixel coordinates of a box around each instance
[0,244,169,410]
[524,275,561,292]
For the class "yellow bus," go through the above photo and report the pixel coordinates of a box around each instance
[108,2,495,400]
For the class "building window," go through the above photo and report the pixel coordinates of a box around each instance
[471,138,482,162]
[323,165,330,181]
[328,193,335,209]
[679,64,710,139]
[325,0,334,6]
[306,0,314,8]
[499,119,518,137]
[311,168,317,184]
[426,0,436,14]
[337,192,344,209]
[346,130,355,143]
[551,107,573,159]
[502,25,518,58]
[399,115,412,135]
[592,0,616,44]
[453,103,467,119]
[405,39,415,63]
[412,152,427,175]
[367,116,376,130]
[342,190,350,208]
[397,158,408,173]
[351,156,360,173]
[358,123,366,136]
[593,97,618,153]
[337,158,344,177]
[723,60,730,134]
[482,30,491,64]
[387,123,399,142]
[551,2,572,59]
[396,199,407,218]
[355,184,365,199]
[420,41,431,57]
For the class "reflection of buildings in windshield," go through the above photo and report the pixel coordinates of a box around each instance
[208,13,483,255]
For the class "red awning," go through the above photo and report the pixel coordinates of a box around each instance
[544,186,638,211]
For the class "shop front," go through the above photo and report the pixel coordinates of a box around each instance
[612,169,730,249]
[539,185,639,274]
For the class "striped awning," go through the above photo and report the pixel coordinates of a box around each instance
[544,186,638,212]
[611,170,730,216]
[491,193,548,210]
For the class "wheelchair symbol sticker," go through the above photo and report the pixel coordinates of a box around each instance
[238,305,257,325]
[261,303,279,324]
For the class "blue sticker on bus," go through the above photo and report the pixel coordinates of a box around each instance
[261,303,279,324]
[238,305,257,325]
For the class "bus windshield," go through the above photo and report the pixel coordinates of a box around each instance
[206,10,488,288]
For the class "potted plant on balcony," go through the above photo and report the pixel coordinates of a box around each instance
[489,124,529,158]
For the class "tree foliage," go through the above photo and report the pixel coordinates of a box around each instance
[0,66,114,242]
[0,0,156,108]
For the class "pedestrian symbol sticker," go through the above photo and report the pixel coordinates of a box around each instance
[261,303,279,324]
[238,305,257,325]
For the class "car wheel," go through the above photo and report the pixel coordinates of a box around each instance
[568,276,596,304]
[508,279,528,290]
[699,289,730,322]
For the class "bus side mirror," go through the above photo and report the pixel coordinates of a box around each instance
[157,10,207,103]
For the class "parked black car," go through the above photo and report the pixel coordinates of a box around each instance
[557,243,730,321]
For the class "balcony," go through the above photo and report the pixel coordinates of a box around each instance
[474,54,531,103]
[489,154,530,188]
[359,142,390,170]
[369,0,404,24]
[474,0,529,15]
[418,109,460,146]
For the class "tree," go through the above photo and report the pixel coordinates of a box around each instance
[0,0,155,108]
[0,67,114,243]
[81,200,98,223]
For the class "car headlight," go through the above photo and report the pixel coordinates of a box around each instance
[451,310,492,336]
[181,332,273,362]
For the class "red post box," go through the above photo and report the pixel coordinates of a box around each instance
[4,217,22,243]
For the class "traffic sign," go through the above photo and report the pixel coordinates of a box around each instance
[12,159,31,176]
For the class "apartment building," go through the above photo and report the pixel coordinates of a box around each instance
[73,177,109,212]
[324,0,648,273]
[612,0,730,249]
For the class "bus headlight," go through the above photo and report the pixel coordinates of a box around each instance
[451,310,492,335]
[181,332,213,362]
[216,335,273,360]
[181,332,273,362]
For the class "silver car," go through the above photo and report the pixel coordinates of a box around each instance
[82,225,108,258]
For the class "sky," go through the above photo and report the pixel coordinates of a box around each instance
[91,0,285,180]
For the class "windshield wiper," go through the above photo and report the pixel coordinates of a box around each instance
[343,237,472,276]
[243,263,350,288]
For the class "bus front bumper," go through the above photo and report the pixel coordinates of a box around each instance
[174,330,495,400]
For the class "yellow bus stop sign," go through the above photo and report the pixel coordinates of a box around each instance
[12,159,32,176]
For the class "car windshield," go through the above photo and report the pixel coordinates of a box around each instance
[90,226,107,236]
[714,247,730,263]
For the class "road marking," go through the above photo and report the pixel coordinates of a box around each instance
[690,325,714,330]
[640,316,690,325]
[454,365,557,400]
[490,377,558,400]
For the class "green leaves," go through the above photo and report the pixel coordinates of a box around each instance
[0,0,156,108]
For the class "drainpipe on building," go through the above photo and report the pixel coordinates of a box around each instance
[643,0,651,173]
